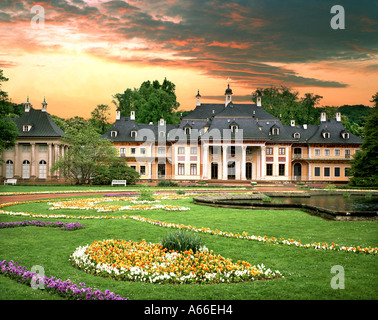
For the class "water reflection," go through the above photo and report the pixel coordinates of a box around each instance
[279,195,378,212]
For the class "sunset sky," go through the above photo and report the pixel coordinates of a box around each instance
[1,0,377,120]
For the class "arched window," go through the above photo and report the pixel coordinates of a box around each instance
[22,160,30,179]
[5,160,13,178]
[39,160,47,179]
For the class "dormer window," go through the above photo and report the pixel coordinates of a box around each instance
[159,131,165,138]
[322,132,330,139]
[111,131,118,137]
[293,132,300,139]
[271,127,279,136]
[342,132,349,139]
[23,125,32,132]
[230,125,238,133]
[185,127,191,135]
[131,131,137,138]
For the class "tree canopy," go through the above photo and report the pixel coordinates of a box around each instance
[0,70,19,154]
[251,86,322,125]
[51,125,119,184]
[349,92,378,187]
[112,78,181,125]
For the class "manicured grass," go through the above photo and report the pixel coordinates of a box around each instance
[0,194,377,300]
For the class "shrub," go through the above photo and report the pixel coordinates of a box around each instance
[176,190,185,195]
[161,230,203,253]
[325,184,336,191]
[262,196,272,202]
[138,185,155,201]
[157,180,178,187]
[92,159,140,185]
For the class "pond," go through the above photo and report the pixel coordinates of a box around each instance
[276,195,378,212]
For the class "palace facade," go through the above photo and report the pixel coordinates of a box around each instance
[102,86,363,183]
[1,86,363,184]
[1,98,67,182]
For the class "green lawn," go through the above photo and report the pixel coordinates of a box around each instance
[0,192,377,300]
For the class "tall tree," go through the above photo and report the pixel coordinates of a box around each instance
[51,125,118,184]
[0,70,18,155]
[89,104,112,134]
[112,78,180,124]
[349,92,378,186]
[251,86,322,125]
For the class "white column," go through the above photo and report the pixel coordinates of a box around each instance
[203,145,208,180]
[222,145,228,180]
[14,143,20,177]
[48,143,53,175]
[148,162,152,179]
[31,142,36,178]
[241,146,246,180]
[256,147,260,180]
[261,146,266,180]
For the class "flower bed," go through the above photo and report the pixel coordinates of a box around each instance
[70,239,283,284]
[0,260,127,300]
[1,199,377,255]
[48,197,190,212]
[0,220,85,231]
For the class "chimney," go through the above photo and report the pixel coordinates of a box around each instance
[303,124,307,129]
[41,97,47,112]
[116,107,121,120]
[290,119,295,127]
[130,107,135,121]
[196,90,201,107]
[320,111,326,122]
[336,111,341,122]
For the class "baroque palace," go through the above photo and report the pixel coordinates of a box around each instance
[1,86,363,183]
[102,85,362,183]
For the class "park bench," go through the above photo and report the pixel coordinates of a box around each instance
[4,179,17,185]
[111,180,127,186]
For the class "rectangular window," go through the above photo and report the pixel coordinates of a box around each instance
[22,145,30,152]
[325,149,330,156]
[131,148,136,155]
[130,165,136,171]
[345,167,351,177]
[120,147,126,155]
[335,149,341,156]
[190,147,197,154]
[158,147,165,154]
[266,147,273,155]
[190,164,197,175]
[314,149,321,156]
[266,164,273,176]
[279,164,285,176]
[39,145,47,152]
[140,165,146,175]
[178,147,185,154]
[178,163,185,175]
[334,167,340,177]
[246,147,253,155]
[230,146,236,155]
[140,148,146,155]
[345,149,351,158]
[279,148,285,155]
[314,167,321,177]
[324,167,330,177]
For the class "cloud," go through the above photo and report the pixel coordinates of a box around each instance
[0,0,376,89]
